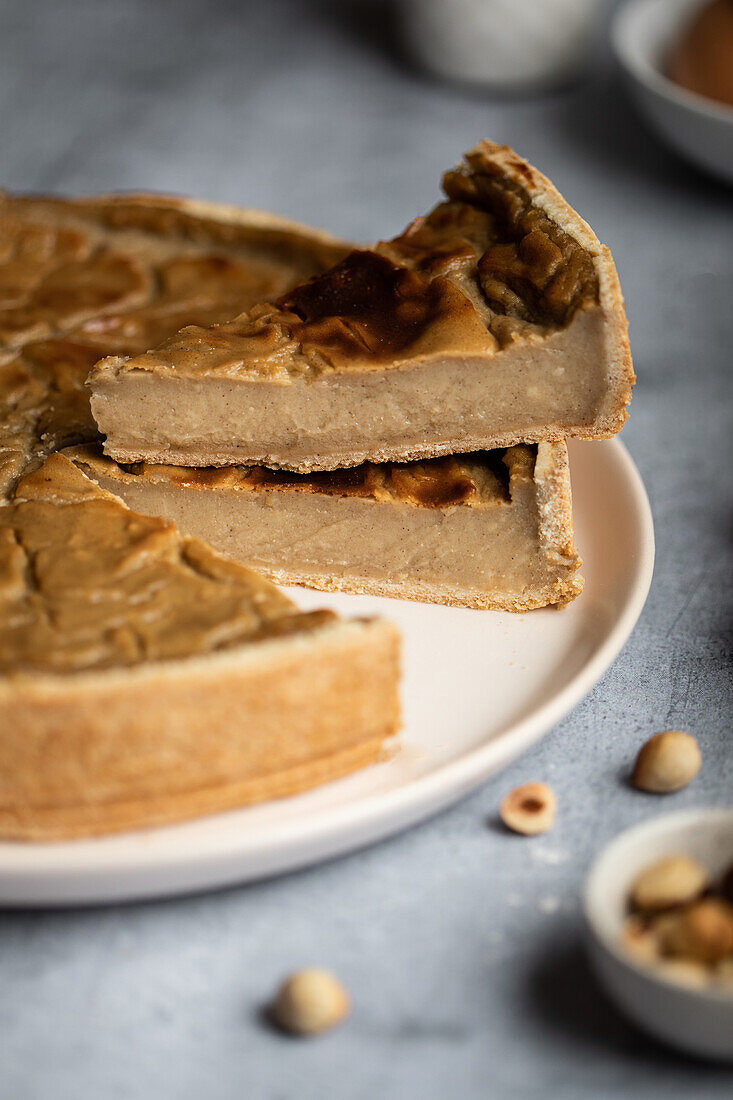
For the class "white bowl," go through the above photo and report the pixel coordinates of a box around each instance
[401,0,606,90]
[584,808,733,1061]
[612,0,733,184]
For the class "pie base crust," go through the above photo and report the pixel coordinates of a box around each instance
[0,618,399,841]
[0,424,399,841]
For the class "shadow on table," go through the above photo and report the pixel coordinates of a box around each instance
[522,933,733,1079]
[318,0,404,68]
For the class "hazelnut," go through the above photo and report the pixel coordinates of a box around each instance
[499,782,556,836]
[630,856,708,912]
[631,730,701,793]
[620,914,660,964]
[271,969,350,1036]
[655,958,710,989]
[660,898,733,965]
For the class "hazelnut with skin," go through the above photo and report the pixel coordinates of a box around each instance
[620,849,733,990]
[660,899,733,966]
[631,731,701,793]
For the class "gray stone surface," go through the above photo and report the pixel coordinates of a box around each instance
[1,1,731,1096]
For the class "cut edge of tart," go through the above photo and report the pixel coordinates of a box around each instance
[89,142,634,472]
[66,439,583,612]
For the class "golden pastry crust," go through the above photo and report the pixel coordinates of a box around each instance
[0,620,399,841]
[0,455,400,840]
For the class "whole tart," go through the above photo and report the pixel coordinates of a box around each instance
[89,142,634,472]
[0,455,400,840]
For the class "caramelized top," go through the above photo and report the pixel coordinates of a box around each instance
[0,454,336,675]
[0,356,46,496]
[0,192,350,491]
[0,193,349,354]
[98,142,601,384]
[70,444,516,509]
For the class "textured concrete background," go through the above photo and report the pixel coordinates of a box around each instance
[1,1,732,1096]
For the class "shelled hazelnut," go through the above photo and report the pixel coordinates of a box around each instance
[631,731,701,793]
[630,856,708,912]
[499,782,556,835]
[620,856,733,991]
[270,969,350,1036]
[661,899,733,966]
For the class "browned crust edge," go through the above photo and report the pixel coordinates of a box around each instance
[0,618,400,841]
[468,142,635,425]
[533,440,584,606]
[99,423,615,475]
[240,568,582,613]
[0,190,349,255]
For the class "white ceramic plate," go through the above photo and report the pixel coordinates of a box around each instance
[0,438,654,907]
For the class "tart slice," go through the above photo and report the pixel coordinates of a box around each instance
[90,142,634,472]
[68,440,582,611]
[0,454,400,840]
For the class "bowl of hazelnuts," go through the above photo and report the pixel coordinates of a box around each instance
[584,806,733,1060]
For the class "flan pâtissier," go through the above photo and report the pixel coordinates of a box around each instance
[69,440,583,611]
[89,142,633,472]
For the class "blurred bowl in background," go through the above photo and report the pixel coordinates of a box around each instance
[613,0,733,184]
[401,0,607,91]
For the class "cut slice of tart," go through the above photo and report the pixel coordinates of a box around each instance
[68,440,583,611]
[90,142,634,472]
[0,454,400,840]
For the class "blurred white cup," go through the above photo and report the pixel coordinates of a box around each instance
[401,0,608,90]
